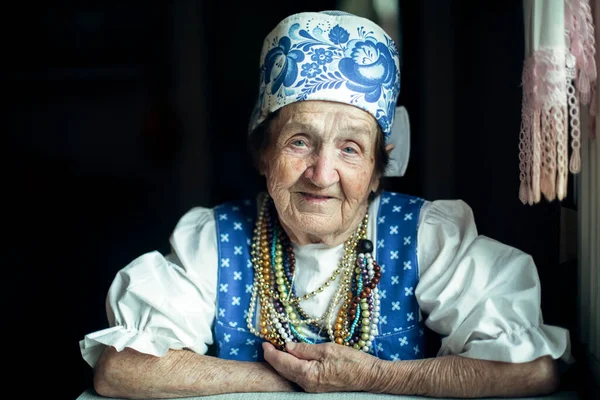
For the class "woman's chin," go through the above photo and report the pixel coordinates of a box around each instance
[287,214,340,240]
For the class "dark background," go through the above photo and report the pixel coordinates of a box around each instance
[12,1,585,398]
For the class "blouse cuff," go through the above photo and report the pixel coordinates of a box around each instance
[79,325,208,368]
[449,324,574,364]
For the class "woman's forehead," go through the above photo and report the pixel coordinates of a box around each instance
[274,101,378,132]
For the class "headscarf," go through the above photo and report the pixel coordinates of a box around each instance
[248,10,410,177]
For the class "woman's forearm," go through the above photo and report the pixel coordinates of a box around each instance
[369,354,560,398]
[93,346,296,399]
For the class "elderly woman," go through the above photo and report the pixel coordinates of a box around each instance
[80,10,572,399]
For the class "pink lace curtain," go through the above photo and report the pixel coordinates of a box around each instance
[519,0,597,204]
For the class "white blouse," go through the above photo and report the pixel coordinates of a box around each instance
[79,195,573,368]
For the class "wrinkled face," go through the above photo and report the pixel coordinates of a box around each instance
[260,101,380,245]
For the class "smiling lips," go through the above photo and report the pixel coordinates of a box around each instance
[299,192,337,202]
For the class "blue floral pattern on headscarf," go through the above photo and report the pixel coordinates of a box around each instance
[312,48,334,65]
[263,37,305,94]
[339,39,397,102]
[249,11,401,138]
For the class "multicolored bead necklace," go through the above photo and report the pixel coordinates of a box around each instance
[247,195,383,353]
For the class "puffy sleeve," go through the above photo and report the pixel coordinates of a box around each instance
[415,200,573,364]
[79,207,219,368]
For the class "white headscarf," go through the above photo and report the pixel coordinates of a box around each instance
[248,10,410,177]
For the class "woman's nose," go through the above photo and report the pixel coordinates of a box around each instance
[304,149,340,188]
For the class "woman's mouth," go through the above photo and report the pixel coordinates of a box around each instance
[300,192,333,203]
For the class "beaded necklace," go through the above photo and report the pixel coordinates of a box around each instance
[247,195,382,353]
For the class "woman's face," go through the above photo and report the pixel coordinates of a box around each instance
[260,100,380,246]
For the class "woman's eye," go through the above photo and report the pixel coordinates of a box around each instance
[343,146,357,154]
[292,140,306,147]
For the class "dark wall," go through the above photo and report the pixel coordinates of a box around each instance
[398,0,571,330]
[12,4,177,398]
[452,2,571,334]
[13,1,573,398]
[14,2,338,398]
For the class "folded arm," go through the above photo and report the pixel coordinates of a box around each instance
[263,341,559,397]
[93,346,296,399]
[371,352,559,397]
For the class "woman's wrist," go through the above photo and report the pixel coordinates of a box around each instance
[361,355,397,393]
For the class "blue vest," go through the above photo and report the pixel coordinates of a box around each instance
[213,191,425,362]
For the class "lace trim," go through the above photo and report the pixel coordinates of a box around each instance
[566,0,597,140]
[519,0,597,204]
[566,0,597,105]
[519,48,568,204]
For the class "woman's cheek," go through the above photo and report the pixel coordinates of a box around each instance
[342,166,372,199]
[267,156,306,188]
[292,158,307,175]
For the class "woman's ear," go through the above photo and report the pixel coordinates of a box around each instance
[385,143,395,157]
[370,180,380,195]
[370,144,396,193]
[370,171,381,194]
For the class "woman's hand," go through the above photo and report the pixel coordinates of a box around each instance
[262,341,380,393]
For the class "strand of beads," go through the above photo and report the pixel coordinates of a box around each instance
[247,194,381,354]
[263,204,301,346]
[328,216,368,343]
[269,199,365,342]
[270,212,326,338]
[277,219,345,307]
[341,239,381,353]
[276,225,334,331]
[248,196,272,340]
[346,256,365,342]
[325,250,356,342]
[250,197,338,347]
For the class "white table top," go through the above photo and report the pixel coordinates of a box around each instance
[76,388,581,400]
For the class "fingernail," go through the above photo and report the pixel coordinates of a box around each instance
[286,342,296,350]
